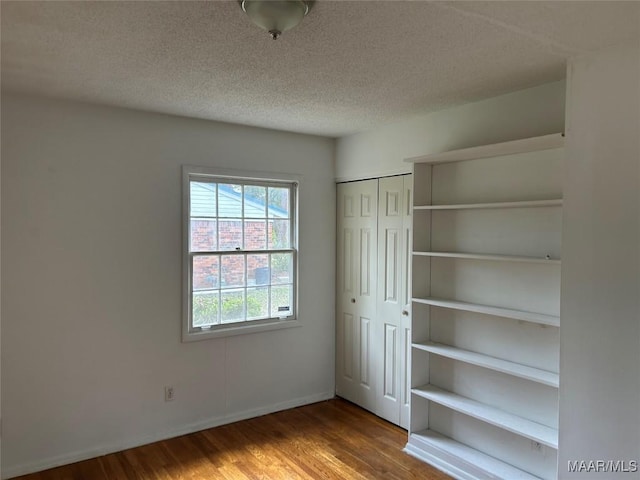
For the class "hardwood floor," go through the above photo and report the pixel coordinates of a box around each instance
[13,398,451,480]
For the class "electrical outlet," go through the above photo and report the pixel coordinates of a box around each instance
[531,440,544,454]
[165,386,175,402]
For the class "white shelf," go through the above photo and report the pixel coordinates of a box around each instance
[414,199,563,211]
[413,251,560,265]
[405,430,543,480]
[413,341,559,387]
[412,385,558,448]
[405,133,564,165]
[412,297,560,327]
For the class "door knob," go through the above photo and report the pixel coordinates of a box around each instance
[351,298,356,303]
[402,310,409,316]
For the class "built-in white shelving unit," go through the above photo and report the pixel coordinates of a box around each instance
[412,297,560,327]
[412,385,558,448]
[406,430,542,480]
[405,133,563,480]
[413,199,563,211]
[414,251,560,264]
[413,342,559,387]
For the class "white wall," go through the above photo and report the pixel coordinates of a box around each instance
[335,81,566,181]
[559,41,640,478]
[0,94,336,478]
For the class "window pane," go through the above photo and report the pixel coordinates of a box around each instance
[186,172,297,334]
[192,255,219,290]
[247,254,269,286]
[271,285,293,318]
[221,289,245,323]
[244,186,267,218]
[218,184,242,218]
[247,287,269,320]
[190,182,216,217]
[218,219,242,250]
[244,220,267,250]
[269,220,290,249]
[190,219,217,252]
[268,187,289,218]
[221,255,245,288]
[192,291,219,326]
[270,253,292,285]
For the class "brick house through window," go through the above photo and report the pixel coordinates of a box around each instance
[191,183,289,289]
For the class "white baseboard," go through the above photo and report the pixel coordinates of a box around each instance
[2,391,335,479]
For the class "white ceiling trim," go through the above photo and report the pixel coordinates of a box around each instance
[432,2,584,57]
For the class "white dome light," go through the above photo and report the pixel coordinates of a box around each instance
[240,1,311,40]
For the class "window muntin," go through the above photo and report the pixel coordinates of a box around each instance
[185,173,297,339]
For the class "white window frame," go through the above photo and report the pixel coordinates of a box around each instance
[182,165,300,342]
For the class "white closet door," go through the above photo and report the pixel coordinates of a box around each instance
[400,175,412,429]
[375,175,412,426]
[336,180,378,411]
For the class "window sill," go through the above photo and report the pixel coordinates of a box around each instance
[182,318,301,342]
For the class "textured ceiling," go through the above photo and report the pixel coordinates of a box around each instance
[1,1,639,137]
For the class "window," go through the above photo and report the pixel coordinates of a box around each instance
[183,166,299,341]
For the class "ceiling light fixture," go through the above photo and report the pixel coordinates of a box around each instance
[240,0,312,40]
